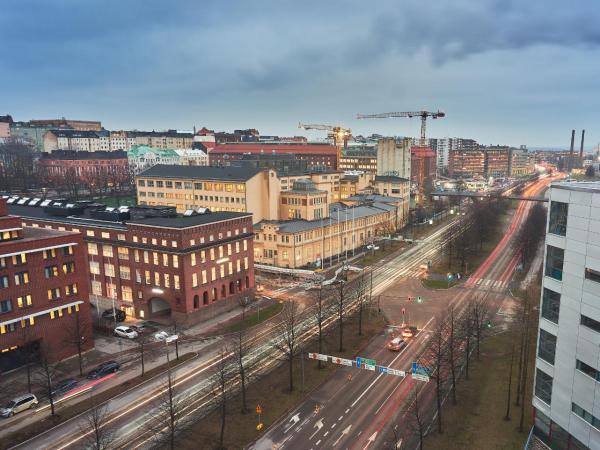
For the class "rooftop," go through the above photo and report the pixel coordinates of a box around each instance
[137,165,263,181]
[39,150,128,160]
[552,181,600,194]
[128,211,252,229]
[375,175,410,183]
[211,142,337,155]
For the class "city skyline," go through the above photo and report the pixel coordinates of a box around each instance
[2,0,599,148]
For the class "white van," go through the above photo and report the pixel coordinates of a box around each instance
[0,394,38,418]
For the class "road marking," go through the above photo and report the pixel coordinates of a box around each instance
[332,424,352,446]
[374,377,404,414]
[324,431,329,437]
[338,416,343,421]
[331,423,336,428]
[309,419,324,440]
[345,408,350,414]
[283,413,300,434]
[362,431,378,449]
[316,440,321,446]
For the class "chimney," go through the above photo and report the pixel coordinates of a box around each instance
[568,129,575,171]
[580,129,585,158]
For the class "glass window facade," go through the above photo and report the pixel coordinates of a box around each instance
[538,329,557,365]
[545,245,564,281]
[548,201,568,236]
[541,288,561,324]
[535,368,553,404]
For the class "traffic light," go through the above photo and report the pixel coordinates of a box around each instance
[417,296,423,304]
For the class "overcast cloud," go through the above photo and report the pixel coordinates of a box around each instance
[1,0,598,147]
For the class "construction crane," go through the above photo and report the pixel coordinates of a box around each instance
[298,123,352,169]
[356,110,445,146]
[357,110,445,204]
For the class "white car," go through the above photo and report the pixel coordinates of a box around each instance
[114,326,138,339]
[154,331,170,341]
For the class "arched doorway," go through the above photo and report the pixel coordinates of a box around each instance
[237,279,242,292]
[149,297,171,318]
[229,282,235,295]
[221,284,226,298]
[203,291,209,305]
[193,295,199,309]
[212,287,218,301]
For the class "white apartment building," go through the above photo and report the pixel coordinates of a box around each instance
[531,181,600,450]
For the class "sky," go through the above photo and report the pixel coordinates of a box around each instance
[1,0,599,149]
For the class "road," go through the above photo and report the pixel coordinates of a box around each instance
[5,210,463,450]
[251,175,557,450]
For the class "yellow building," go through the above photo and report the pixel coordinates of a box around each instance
[254,195,407,269]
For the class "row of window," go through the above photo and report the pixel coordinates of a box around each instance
[139,191,247,205]
[0,230,19,242]
[0,303,81,334]
[0,271,30,288]
[0,284,79,314]
[0,247,74,270]
[138,179,246,193]
[45,262,75,278]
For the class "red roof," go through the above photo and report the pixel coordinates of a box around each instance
[211,142,337,155]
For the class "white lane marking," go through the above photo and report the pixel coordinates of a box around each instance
[331,423,336,428]
[316,440,321,446]
[332,424,352,446]
[374,378,404,414]
[345,408,350,414]
[362,431,378,449]
[324,431,329,437]
[309,419,324,440]
[338,416,343,421]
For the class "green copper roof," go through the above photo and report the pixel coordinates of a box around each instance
[128,144,179,158]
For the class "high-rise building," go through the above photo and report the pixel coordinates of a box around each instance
[530,181,600,449]
[376,138,411,180]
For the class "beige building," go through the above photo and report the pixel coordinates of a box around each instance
[254,194,407,269]
[130,131,194,149]
[373,175,411,199]
[340,173,374,199]
[377,138,412,179]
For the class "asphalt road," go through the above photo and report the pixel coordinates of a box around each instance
[251,175,557,450]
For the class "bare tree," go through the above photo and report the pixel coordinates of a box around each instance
[136,334,153,377]
[273,301,304,392]
[170,318,184,361]
[471,298,489,360]
[80,397,116,450]
[233,319,256,413]
[405,385,425,450]
[0,138,36,191]
[62,310,91,376]
[19,325,39,393]
[461,302,475,380]
[447,305,458,405]
[211,347,235,449]
[427,314,448,434]
[353,273,370,337]
[504,339,516,421]
[518,290,535,432]
[35,343,60,416]
[336,280,347,352]
[310,285,328,369]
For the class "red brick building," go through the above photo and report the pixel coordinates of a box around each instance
[36,150,131,189]
[8,200,255,326]
[0,198,92,369]
[448,148,487,178]
[209,142,339,170]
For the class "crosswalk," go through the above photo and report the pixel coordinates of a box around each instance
[472,278,510,292]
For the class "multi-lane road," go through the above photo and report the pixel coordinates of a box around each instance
[251,175,557,450]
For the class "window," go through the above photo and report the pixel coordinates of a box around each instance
[173,255,179,268]
[89,261,100,275]
[174,275,180,290]
[541,288,560,324]
[545,246,564,281]
[548,201,568,236]
[86,230,95,237]
[585,268,600,283]
[47,287,61,300]
[581,314,600,333]
[538,329,557,365]
[153,252,159,265]
[101,232,110,239]
[0,275,9,288]
[43,248,56,259]
[121,286,133,302]
[138,180,145,187]
[243,240,248,251]
[91,280,102,296]
[106,283,117,299]
[211,267,216,281]
[62,261,75,274]
[119,266,131,280]
[154,272,160,287]
[102,245,113,258]
[244,257,248,270]
[572,403,600,429]
[192,273,198,288]
[0,299,12,313]
[15,271,30,285]
[145,270,151,284]
[12,253,26,265]
[202,270,207,284]
[63,246,73,256]
[65,284,78,296]
[165,181,173,188]
[191,253,196,266]
[576,359,600,381]
[534,369,553,405]
[105,263,116,277]
[164,273,170,288]
[17,295,32,308]
[117,247,129,260]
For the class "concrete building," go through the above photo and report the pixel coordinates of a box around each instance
[8,200,254,325]
[530,181,600,450]
[129,130,194,149]
[434,138,479,172]
[449,148,487,178]
[376,138,412,180]
[340,146,378,174]
[225,153,309,175]
[43,129,101,152]
[0,198,92,369]
[484,146,511,178]
[209,142,339,170]
[511,147,535,176]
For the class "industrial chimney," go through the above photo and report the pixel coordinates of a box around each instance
[580,129,585,158]
[568,129,575,171]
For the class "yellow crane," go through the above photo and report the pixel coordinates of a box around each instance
[356,110,445,146]
[298,123,352,169]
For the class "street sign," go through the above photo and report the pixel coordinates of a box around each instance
[412,362,417,374]
[412,373,430,382]
[378,366,388,374]
[356,357,376,369]
[308,352,328,362]
[388,368,406,377]
[365,364,376,371]
[256,404,262,414]
[332,356,353,366]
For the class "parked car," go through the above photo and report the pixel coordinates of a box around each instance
[154,331,170,341]
[401,327,416,339]
[102,309,126,322]
[114,326,138,339]
[50,379,79,399]
[129,323,150,334]
[255,284,264,293]
[0,394,38,417]
[87,361,121,379]
[386,337,406,352]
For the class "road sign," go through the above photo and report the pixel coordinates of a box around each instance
[365,363,376,371]
[388,368,406,377]
[356,357,376,369]
[412,373,430,382]
[256,404,262,414]
[308,352,329,362]
[378,366,388,374]
[332,356,353,366]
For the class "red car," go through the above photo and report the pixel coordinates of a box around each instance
[386,337,406,351]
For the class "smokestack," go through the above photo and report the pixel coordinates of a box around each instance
[580,129,585,158]
[568,129,575,171]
